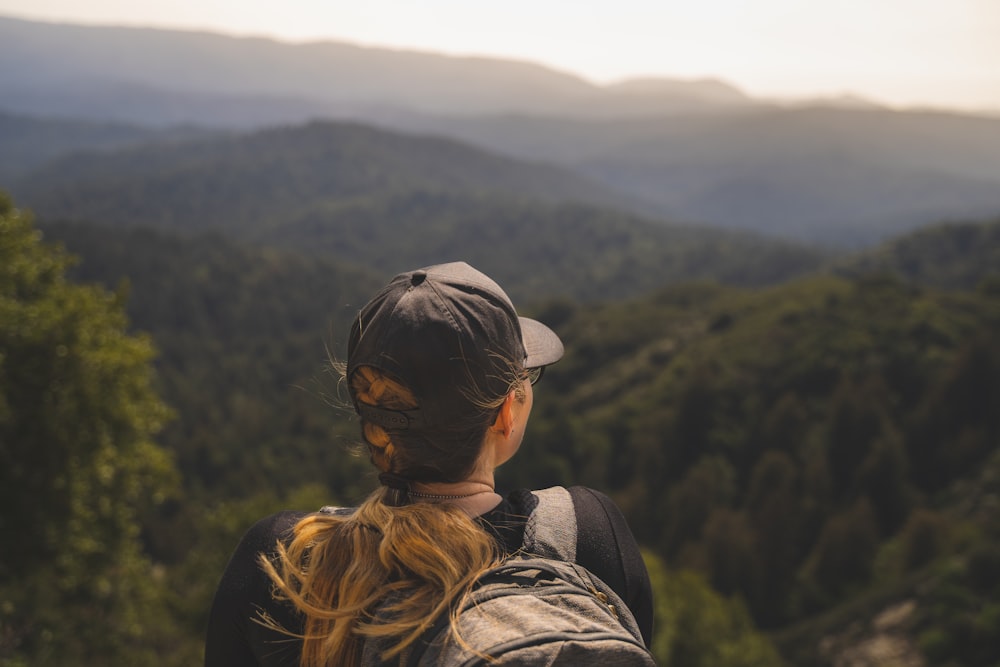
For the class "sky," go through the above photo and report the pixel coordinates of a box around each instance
[2,0,999,112]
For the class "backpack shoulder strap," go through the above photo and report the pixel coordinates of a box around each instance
[522,486,577,561]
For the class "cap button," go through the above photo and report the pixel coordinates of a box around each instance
[410,271,427,286]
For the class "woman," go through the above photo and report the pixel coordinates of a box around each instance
[204,262,653,666]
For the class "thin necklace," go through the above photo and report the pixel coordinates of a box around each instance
[407,489,495,500]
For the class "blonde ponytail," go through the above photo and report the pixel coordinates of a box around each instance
[261,491,497,664]
[261,365,509,665]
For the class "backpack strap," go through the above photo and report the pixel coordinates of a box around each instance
[522,486,577,561]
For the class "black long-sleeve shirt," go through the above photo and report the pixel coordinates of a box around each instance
[204,486,653,666]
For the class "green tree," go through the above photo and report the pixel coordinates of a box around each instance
[644,550,784,667]
[0,194,181,666]
[746,450,803,627]
[800,497,880,605]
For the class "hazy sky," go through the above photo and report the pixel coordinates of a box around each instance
[2,0,999,112]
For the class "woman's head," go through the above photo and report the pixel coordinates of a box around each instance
[347,262,563,484]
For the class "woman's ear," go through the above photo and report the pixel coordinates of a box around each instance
[491,390,516,438]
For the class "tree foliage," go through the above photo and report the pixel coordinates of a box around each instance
[0,194,182,666]
[644,550,784,666]
[835,218,1000,291]
[509,270,1000,639]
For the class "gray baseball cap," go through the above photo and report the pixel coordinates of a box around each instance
[347,262,564,430]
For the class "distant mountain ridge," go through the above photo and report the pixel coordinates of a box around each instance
[379,107,1000,245]
[0,14,756,125]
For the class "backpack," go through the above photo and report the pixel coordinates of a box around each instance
[355,486,656,666]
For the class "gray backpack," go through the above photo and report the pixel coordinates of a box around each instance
[357,486,656,666]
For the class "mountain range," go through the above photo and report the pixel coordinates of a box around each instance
[3,14,999,246]
[0,14,756,122]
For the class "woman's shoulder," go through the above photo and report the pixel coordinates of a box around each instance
[233,510,312,556]
[251,509,310,536]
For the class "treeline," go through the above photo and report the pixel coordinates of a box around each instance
[834,217,1000,291]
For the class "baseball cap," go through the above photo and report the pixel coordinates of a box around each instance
[347,262,564,430]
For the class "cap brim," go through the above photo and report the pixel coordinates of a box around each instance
[519,317,564,368]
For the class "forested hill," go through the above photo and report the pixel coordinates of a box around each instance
[0,110,211,185]
[834,218,1000,290]
[527,270,1000,665]
[14,117,833,300]
[43,207,826,309]
[9,119,647,229]
[252,194,830,300]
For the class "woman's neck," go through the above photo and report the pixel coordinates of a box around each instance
[408,480,502,516]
